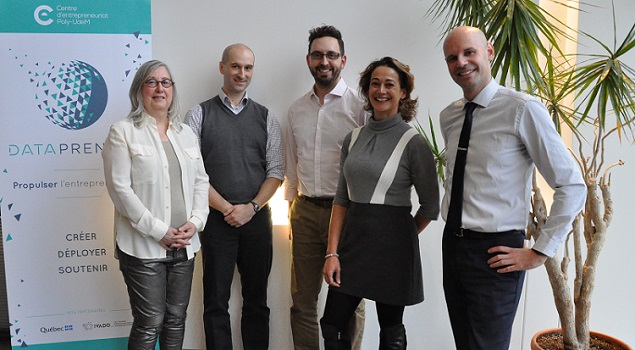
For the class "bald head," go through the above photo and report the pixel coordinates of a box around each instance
[443,26,489,54]
[221,43,254,64]
[219,43,255,99]
[442,26,494,100]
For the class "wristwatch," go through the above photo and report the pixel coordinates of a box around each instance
[250,201,260,213]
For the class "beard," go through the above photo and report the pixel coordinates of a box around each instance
[311,65,341,88]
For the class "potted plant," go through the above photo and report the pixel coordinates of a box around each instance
[424,0,635,349]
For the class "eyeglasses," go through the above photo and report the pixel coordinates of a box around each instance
[309,51,341,61]
[144,79,174,88]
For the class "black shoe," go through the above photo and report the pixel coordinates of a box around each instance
[379,324,407,350]
[321,320,352,350]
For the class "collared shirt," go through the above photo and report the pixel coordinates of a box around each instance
[102,114,210,259]
[284,79,367,201]
[440,79,586,257]
[185,89,284,181]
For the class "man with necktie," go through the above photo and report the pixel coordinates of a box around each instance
[439,26,586,350]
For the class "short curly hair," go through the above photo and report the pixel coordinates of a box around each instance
[359,57,418,122]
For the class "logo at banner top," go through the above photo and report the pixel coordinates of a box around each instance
[34,60,108,130]
[34,5,54,26]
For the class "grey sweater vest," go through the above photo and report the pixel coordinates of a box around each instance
[200,96,269,204]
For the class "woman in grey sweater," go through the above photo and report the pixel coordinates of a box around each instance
[320,57,440,350]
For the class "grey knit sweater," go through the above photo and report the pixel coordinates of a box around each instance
[334,113,439,220]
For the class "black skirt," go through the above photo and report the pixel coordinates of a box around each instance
[334,202,424,306]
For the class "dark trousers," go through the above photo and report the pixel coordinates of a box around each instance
[118,247,195,350]
[321,289,404,331]
[442,228,526,350]
[201,206,273,350]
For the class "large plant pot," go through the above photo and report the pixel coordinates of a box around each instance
[531,328,632,350]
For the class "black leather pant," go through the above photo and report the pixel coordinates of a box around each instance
[118,247,195,350]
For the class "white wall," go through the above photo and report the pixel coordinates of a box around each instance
[151,0,635,348]
[574,0,635,346]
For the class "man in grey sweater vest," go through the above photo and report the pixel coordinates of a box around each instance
[185,43,284,350]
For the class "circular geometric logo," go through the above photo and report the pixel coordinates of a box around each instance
[34,5,53,26]
[33,60,108,130]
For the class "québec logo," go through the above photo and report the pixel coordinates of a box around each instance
[31,60,108,130]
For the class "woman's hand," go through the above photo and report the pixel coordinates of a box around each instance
[178,221,197,238]
[159,227,180,250]
[414,215,431,234]
[171,221,196,249]
[323,205,346,288]
[323,256,341,287]
[160,222,196,250]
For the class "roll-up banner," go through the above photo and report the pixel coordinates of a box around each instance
[0,1,151,348]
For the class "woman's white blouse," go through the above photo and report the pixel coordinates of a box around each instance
[102,114,209,259]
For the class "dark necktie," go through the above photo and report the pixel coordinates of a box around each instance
[446,102,477,231]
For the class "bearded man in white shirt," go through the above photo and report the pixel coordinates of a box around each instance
[284,25,367,350]
[440,26,586,350]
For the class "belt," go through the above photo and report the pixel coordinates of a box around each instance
[445,227,524,238]
[299,194,334,208]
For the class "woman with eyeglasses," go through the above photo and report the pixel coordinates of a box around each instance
[102,60,209,350]
[320,57,439,350]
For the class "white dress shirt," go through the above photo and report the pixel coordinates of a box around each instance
[284,78,367,201]
[102,114,210,259]
[440,79,586,257]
